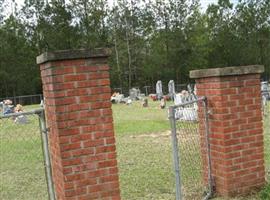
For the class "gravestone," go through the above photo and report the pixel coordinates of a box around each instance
[129,88,140,100]
[156,80,163,100]
[168,80,175,100]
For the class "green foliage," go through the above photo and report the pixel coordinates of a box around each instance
[0,0,269,98]
[260,184,270,200]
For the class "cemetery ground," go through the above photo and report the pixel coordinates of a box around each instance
[0,100,269,200]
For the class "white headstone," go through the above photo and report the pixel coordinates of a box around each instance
[156,80,163,100]
[174,93,183,105]
[168,80,175,99]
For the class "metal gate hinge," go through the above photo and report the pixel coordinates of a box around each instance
[42,128,50,134]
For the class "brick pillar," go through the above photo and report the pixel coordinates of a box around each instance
[190,65,265,197]
[37,49,121,200]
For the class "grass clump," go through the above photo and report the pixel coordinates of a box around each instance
[260,184,270,200]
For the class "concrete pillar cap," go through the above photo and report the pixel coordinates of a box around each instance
[190,65,264,79]
[36,48,111,65]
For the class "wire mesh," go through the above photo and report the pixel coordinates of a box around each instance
[262,90,269,117]
[263,98,270,181]
[113,100,177,200]
[0,94,43,106]
[0,112,49,200]
[170,98,211,200]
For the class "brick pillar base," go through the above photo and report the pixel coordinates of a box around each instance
[190,65,265,197]
[37,49,121,200]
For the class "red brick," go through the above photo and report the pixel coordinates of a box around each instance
[64,182,74,190]
[76,66,99,73]
[77,80,99,88]
[96,145,116,154]
[230,106,246,113]
[100,189,121,198]
[63,167,73,174]
[229,81,244,88]
[230,119,247,126]
[87,169,108,178]
[89,86,111,94]
[58,128,80,136]
[75,178,97,187]
[65,187,87,197]
[107,152,117,160]
[195,70,265,197]
[98,79,110,86]
[67,104,89,112]
[71,148,94,157]
[245,79,260,86]
[65,174,85,182]
[99,175,119,183]
[39,53,128,199]
[88,72,110,79]
[77,193,99,200]
[56,112,79,122]
[88,184,103,193]
[52,67,75,75]
[54,83,75,91]
[247,116,262,124]
[98,66,110,71]
[66,89,89,96]
[83,139,104,148]
[109,167,119,175]
[62,158,82,167]
[59,137,70,144]
[64,74,87,82]
[70,134,92,142]
[94,131,114,139]
[106,138,116,145]
[239,99,254,106]
[60,143,81,151]
[98,160,117,168]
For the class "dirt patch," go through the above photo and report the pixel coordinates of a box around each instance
[130,130,171,139]
[129,130,198,143]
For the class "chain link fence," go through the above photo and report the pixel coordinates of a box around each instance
[112,83,194,97]
[0,94,43,106]
[263,96,270,181]
[0,109,54,200]
[169,97,213,200]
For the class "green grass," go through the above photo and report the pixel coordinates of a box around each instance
[113,101,171,136]
[0,101,269,200]
[113,101,175,199]
[114,101,270,200]
[260,103,270,200]
[263,103,270,180]
[114,101,208,199]
[0,114,48,200]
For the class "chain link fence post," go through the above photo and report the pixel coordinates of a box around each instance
[169,106,182,200]
[169,97,214,200]
[38,110,56,200]
[202,98,214,200]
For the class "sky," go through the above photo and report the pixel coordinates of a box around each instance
[4,0,239,15]
[200,0,239,9]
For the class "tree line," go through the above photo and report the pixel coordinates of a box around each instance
[0,0,269,97]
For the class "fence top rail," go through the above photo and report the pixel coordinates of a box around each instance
[262,90,270,93]
[0,94,43,100]
[0,108,44,119]
[169,96,206,110]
